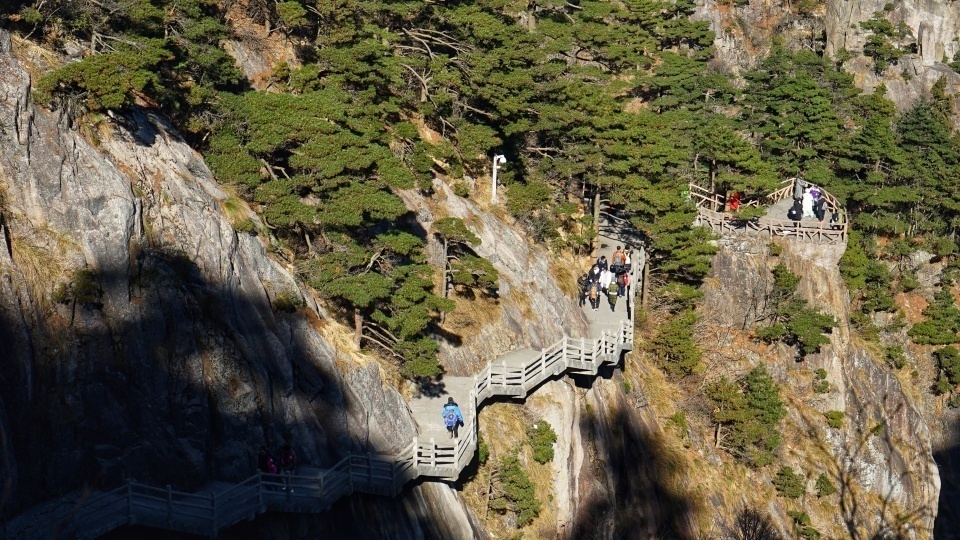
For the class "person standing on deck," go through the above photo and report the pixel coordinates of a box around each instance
[802,187,815,218]
[442,397,464,439]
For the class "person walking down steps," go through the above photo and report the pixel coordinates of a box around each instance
[442,397,464,439]
[607,279,619,312]
[587,279,601,311]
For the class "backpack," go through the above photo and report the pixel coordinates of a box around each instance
[266,456,278,474]
[444,408,458,427]
[608,282,619,296]
[588,283,598,300]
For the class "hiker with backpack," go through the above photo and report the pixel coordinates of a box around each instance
[587,280,601,311]
[442,397,464,439]
[611,246,626,273]
[617,271,629,298]
[607,280,620,312]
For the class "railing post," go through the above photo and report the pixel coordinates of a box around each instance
[258,472,263,510]
[581,337,586,363]
[368,452,374,489]
[391,458,397,495]
[348,452,355,492]
[562,336,568,370]
[126,483,133,523]
[166,485,173,526]
[501,361,507,386]
[430,438,437,468]
[211,492,218,536]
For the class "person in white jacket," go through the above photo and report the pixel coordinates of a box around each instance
[802,187,815,218]
[599,268,614,295]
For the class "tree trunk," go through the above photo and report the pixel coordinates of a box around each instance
[353,307,363,348]
[440,238,449,325]
[709,159,717,211]
[593,190,601,252]
[641,260,650,309]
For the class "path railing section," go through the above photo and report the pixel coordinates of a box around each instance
[413,249,643,480]
[10,247,644,540]
[690,180,848,245]
[11,449,419,540]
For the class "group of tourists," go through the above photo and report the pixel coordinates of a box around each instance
[786,179,842,228]
[257,444,297,492]
[577,245,632,314]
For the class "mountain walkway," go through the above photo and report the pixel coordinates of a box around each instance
[4,228,644,539]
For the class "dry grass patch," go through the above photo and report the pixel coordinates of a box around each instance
[549,251,581,297]
[7,223,80,310]
[443,294,503,338]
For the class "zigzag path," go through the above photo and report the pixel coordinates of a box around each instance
[4,225,644,539]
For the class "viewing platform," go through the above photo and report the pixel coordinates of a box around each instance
[690,179,848,245]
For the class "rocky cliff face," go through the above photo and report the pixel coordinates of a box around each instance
[399,182,588,376]
[694,0,960,124]
[0,30,479,537]
[700,234,939,537]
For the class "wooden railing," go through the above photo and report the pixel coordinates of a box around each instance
[12,450,418,540]
[9,248,644,540]
[690,180,848,245]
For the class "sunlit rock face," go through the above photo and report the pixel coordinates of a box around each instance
[694,0,960,126]
[702,234,939,536]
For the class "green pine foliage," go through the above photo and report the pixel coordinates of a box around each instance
[29,0,242,131]
[815,473,836,497]
[489,455,541,528]
[824,410,844,429]
[908,288,960,345]
[706,366,787,467]
[649,310,703,377]
[756,264,837,357]
[934,346,960,387]
[860,12,911,73]
[527,422,558,465]
[773,466,806,499]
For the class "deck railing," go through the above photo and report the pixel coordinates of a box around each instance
[9,248,644,540]
[690,180,848,245]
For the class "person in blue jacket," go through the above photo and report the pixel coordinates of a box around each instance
[441,397,464,439]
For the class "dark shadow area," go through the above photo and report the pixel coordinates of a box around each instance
[0,241,425,538]
[415,378,448,398]
[567,389,698,539]
[934,412,960,538]
[431,325,464,347]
